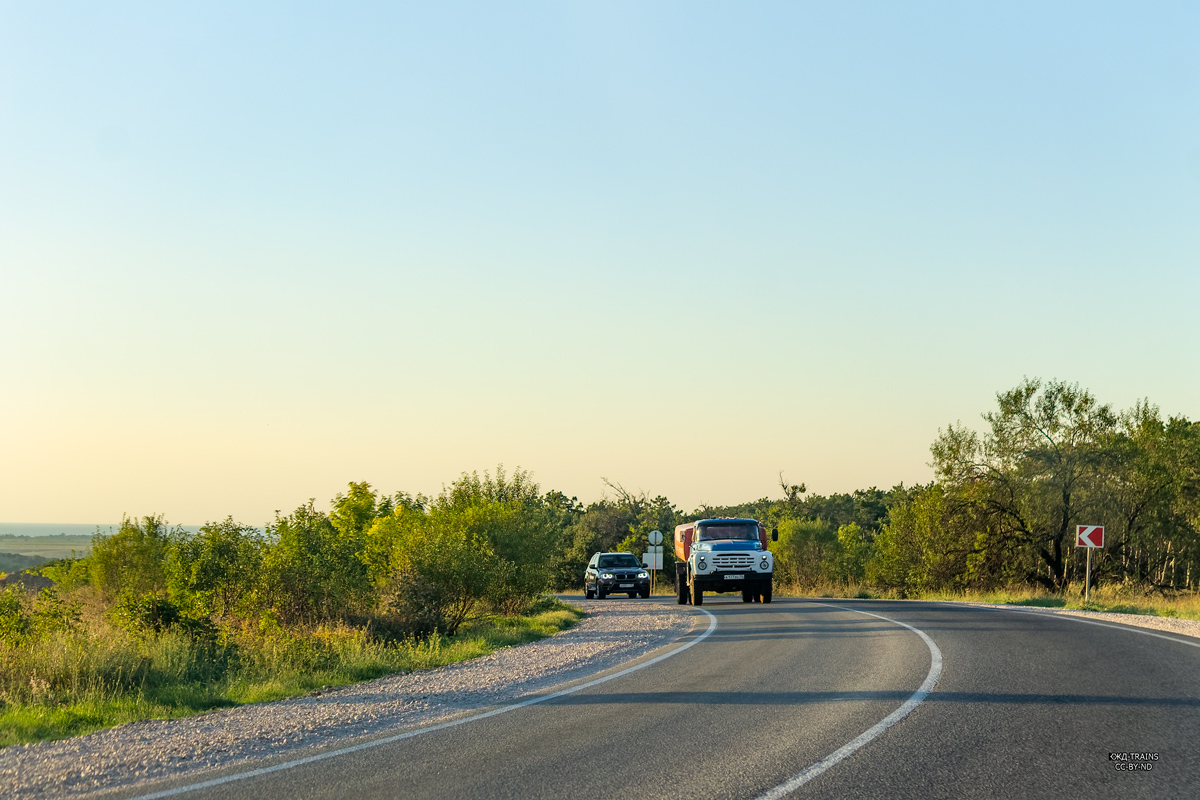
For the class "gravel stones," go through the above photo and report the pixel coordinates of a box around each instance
[1,602,694,800]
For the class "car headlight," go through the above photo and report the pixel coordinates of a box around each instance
[601,572,613,579]
[637,571,648,579]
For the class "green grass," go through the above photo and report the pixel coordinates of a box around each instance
[0,599,584,747]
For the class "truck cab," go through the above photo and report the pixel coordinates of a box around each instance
[675,518,776,606]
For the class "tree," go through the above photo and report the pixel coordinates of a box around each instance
[1099,404,1200,588]
[262,500,370,623]
[770,518,836,588]
[90,515,176,600]
[930,379,1117,591]
[166,517,263,618]
[372,508,500,636]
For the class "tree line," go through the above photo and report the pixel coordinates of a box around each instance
[552,379,1200,597]
[11,378,1199,655]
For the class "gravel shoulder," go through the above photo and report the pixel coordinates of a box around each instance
[1,599,695,800]
[949,600,1200,639]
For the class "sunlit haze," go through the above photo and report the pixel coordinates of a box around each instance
[2,3,1198,526]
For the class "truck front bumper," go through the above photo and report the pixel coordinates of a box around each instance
[693,571,772,592]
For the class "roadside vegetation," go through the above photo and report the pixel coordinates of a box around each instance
[768,580,1200,620]
[0,596,580,746]
[0,469,582,746]
[3,378,1197,745]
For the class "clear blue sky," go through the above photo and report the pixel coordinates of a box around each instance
[2,2,1197,525]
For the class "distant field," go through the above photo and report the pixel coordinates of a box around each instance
[0,535,94,560]
[0,523,203,560]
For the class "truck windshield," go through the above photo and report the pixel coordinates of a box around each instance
[598,554,642,569]
[697,524,759,541]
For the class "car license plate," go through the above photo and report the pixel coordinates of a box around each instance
[619,583,633,588]
[723,574,744,580]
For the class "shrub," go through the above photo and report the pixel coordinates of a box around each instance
[166,518,263,618]
[261,501,371,624]
[90,516,176,600]
[0,586,28,643]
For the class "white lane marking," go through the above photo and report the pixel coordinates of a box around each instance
[751,603,943,800]
[128,609,718,800]
[963,603,1200,648]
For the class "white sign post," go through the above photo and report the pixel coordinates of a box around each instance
[1076,525,1104,603]
[645,531,664,594]
[642,547,663,569]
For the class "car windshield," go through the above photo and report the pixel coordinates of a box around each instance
[697,523,759,541]
[598,554,641,569]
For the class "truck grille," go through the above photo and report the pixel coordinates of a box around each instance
[712,554,754,569]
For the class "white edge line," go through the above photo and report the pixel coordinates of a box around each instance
[951,602,1200,648]
[128,609,718,800]
[751,602,943,800]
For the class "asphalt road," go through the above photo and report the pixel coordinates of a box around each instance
[122,597,1200,800]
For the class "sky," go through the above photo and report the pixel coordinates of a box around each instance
[2,2,1198,526]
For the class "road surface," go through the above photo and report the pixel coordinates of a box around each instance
[116,597,1200,800]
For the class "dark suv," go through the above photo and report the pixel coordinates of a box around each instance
[584,552,650,599]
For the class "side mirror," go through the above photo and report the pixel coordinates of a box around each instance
[772,528,778,542]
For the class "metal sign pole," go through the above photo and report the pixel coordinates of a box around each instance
[1085,548,1091,604]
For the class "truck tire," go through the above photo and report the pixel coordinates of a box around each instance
[691,583,703,606]
[742,590,753,603]
[761,586,772,604]
[677,581,688,605]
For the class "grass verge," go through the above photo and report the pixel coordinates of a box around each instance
[0,599,583,747]
[776,581,1200,620]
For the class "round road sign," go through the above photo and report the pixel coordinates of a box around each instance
[648,530,663,545]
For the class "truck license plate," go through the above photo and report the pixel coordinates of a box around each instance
[619,583,633,588]
[723,574,744,580]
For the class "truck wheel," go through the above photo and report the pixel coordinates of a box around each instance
[691,584,703,606]
[761,587,772,604]
[677,581,688,605]
[741,590,753,603]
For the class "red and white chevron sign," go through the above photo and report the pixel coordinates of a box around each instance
[1076,525,1104,548]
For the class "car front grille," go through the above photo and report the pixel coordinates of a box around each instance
[712,554,754,569]
[609,572,641,580]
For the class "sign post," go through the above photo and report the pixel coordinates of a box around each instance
[1076,525,1104,603]
[646,530,664,595]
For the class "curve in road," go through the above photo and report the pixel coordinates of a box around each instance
[111,598,1200,800]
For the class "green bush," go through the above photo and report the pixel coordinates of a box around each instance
[90,516,175,600]
[0,586,28,643]
[262,501,371,624]
[167,518,264,619]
